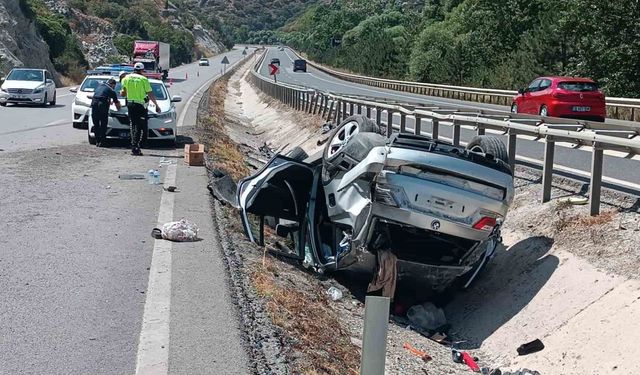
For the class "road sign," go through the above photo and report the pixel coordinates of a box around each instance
[242,49,247,56]
[221,56,230,65]
[221,56,230,74]
[269,63,279,82]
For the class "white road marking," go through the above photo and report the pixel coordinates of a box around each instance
[135,162,177,375]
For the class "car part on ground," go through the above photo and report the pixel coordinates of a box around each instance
[238,115,514,291]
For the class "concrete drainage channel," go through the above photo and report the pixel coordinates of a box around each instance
[196,53,640,374]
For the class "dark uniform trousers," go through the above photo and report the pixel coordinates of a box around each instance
[91,100,111,143]
[127,102,147,150]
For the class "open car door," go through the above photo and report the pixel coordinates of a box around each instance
[237,155,315,258]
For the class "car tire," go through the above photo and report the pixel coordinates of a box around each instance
[286,146,308,161]
[539,105,548,117]
[41,93,48,107]
[596,116,606,122]
[322,114,383,179]
[466,135,510,166]
[88,133,96,145]
[510,103,518,113]
[50,91,56,106]
[0,102,6,107]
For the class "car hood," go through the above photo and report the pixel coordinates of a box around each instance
[1,80,44,90]
[110,99,172,114]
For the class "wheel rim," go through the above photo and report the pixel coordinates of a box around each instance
[469,145,485,154]
[540,106,547,116]
[326,121,359,158]
[511,104,518,113]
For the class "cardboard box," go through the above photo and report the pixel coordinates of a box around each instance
[184,143,205,166]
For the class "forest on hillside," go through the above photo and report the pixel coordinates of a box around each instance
[253,0,640,97]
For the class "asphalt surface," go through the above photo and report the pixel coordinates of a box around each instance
[0,48,251,374]
[260,47,640,191]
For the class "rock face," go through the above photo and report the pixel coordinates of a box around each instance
[0,0,58,79]
[68,11,122,67]
[192,24,225,57]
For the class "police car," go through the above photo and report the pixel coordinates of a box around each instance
[85,76,182,145]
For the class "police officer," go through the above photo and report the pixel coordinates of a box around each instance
[120,62,160,156]
[91,77,121,147]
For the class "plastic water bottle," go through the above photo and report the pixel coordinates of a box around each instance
[152,170,160,185]
[147,169,155,185]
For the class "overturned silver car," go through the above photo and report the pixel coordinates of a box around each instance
[238,115,514,290]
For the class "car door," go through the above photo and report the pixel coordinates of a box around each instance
[520,79,541,114]
[531,78,552,114]
[238,155,316,259]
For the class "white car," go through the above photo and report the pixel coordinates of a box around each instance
[198,58,210,66]
[70,74,112,128]
[87,77,182,145]
[0,68,57,107]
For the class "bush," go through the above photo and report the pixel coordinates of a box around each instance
[113,34,137,56]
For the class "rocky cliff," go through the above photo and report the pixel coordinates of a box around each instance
[0,0,57,79]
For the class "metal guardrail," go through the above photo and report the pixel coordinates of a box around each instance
[285,49,640,123]
[249,50,640,215]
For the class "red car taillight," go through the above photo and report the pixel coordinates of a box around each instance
[473,217,497,231]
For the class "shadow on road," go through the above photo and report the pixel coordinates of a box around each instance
[444,236,557,349]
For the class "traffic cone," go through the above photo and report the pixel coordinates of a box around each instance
[185,73,188,80]
[197,71,200,77]
[169,77,173,86]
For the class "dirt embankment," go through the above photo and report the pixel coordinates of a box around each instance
[200,60,640,375]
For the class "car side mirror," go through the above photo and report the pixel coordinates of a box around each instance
[518,88,526,95]
[171,95,182,103]
[69,87,78,93]
[87,94,94,99]
[46,79,54,84]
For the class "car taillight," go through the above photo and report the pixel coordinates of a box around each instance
[473,217,497,231]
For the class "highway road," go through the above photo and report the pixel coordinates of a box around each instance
[0,48,252,374]
[260,47,640,192]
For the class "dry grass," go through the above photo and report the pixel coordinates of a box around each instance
[198,77,250,181]
[251,259,360,375]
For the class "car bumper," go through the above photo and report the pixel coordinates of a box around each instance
[72,103,90,124]
[548,101,606,119]
[0,91,46,104]
[90,113,177,140]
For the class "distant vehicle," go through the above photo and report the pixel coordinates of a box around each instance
[199,58,210,66]
[270,58,280,66]
[133,40,170,80]
[0,68,56,107]
[293,59,307,73]
[238,115,514,291]
[87,77,182,145]
[511,77,606,122]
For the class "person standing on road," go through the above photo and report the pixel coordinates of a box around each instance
[120,62,160,156]
[91,77,121,147]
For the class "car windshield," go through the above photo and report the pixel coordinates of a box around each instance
[113,81,168,100]
[7,69,44,82]
[80,78,110,92]
[558,81,598,92]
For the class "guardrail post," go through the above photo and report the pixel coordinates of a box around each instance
[366,106,372,118]
[431,118,439,140]
[357,104,363,115]
[477,126,486,136]
[542,136,555,203]
[414,115,422,135]
[311,95,318,115]
[321,97,329,118]
[386,111,393,137]
[589,144,604,216]
[507,132,517,172]
[360,296,390,375]
[304,93,311,113]
[375,107,382,126]
[400,113,407,133]
[326,100,335,122]
[349,103,355,117]
[452,120,461,146]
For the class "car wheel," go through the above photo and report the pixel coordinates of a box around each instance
[286,146,308,161]
[41,93,48,107]
[539,105,548,117]
[322,114,384,180]
[0,102,6,107]
[510,103,518,113]
[51,91,56,106]
[466,135,511,167]
[88,132,96,145]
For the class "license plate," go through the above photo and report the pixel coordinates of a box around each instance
[119,132,129,138]
[572,106,590,112]
[13,94,24,99]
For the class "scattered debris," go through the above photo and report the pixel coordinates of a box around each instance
[558,196,588,205]
[322,122,334,134]
[147,169,161,185]
[326,286,343,301]
[403,342,432,362]
[407,302,447,332]
[152,219,199,242]
[258,142,274,158]
[367,249,398,299]
[317,137,329,146]
[452,348,480,372]
[163,186,178,192]
[184,143,205,166]
[207,173,239,208]
[517,338,545,355]
[158,157,176,166]
[502,369,541,375]
[118,174,146,180]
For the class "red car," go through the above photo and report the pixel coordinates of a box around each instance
[511,77,606,122]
